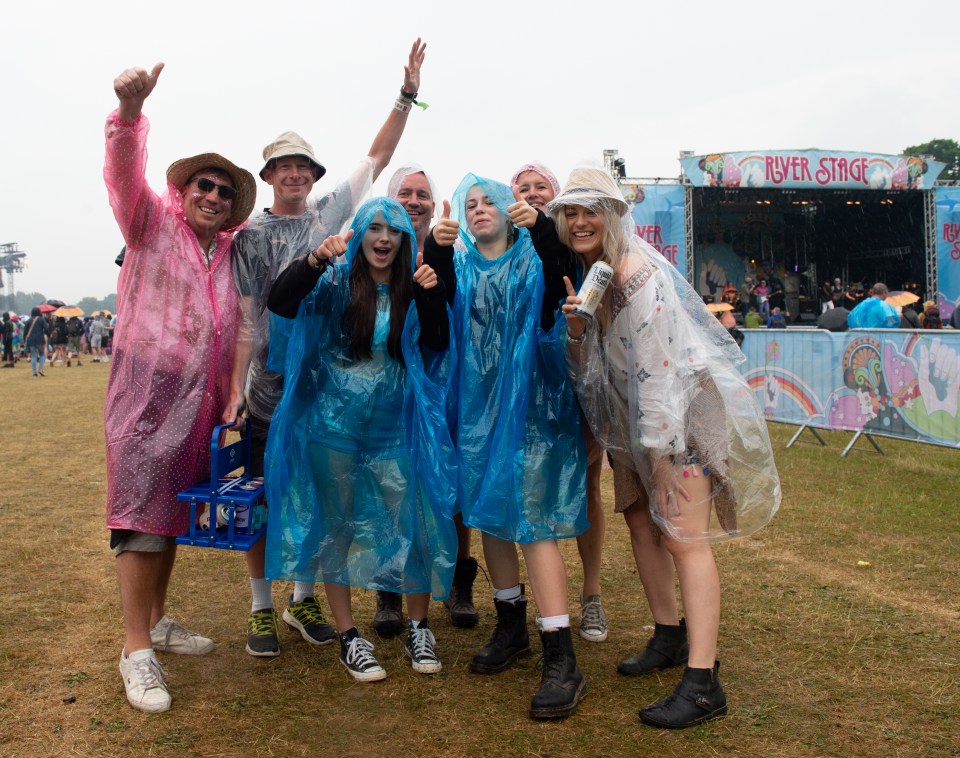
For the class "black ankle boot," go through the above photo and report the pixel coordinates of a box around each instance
[529,627,586,720]
[470,589,531,674]
[639,661,728,729]
[617,619,689,676]
[372,591,404,638]
[445,557,479,628]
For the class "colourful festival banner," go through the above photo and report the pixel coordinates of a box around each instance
[741,328,960,447]
[936,186,960,321]
[622,183,686,277]
[681,150,946,191]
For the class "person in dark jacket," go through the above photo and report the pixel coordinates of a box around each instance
[24,307,50,376]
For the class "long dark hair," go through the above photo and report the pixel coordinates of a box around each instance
[339,198,417,365]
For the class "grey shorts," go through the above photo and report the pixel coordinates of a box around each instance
[111,529,176,557]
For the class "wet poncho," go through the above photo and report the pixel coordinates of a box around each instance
[103,111,241,536]
[447,174,587,544]
[847,296,899,329]
[264,198,457,598]
[552,227,780,543]
[232,160,373,422]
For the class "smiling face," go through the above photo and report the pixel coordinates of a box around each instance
[394,172,435,239]
[180,169,236,243]
[562,205,605,261]
[361,212,404,284]
[515,170,556,210]
[262,156,317,212]
[465,185,509,245]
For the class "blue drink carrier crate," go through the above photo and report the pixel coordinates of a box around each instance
[176,423,267,551]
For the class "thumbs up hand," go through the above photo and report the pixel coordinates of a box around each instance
[507,185,538,229]
[430,200,459,247]
[114,62,164,121]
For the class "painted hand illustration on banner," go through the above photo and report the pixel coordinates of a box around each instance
[764,373,780,417]
[700,259,727,300]
[917,338,960,417]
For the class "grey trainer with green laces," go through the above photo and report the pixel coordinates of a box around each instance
[246,607,281,657]
[283,595,336,645]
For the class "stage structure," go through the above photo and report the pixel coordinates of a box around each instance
[0,243,27,305]
[605,149,958,321]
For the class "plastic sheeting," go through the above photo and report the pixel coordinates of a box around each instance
[233,159,373,422]
[449,174,587,544]
[847,297,900,329]
[103,111,241,536]
[563,234,780,543]
[264,198,457,598]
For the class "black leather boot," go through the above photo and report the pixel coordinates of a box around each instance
[372,591,404,638]
[639,661,728,728]
[617,619,689,676]
[529,627,586,720]
[445,557,479,628]
[470,589,531,674]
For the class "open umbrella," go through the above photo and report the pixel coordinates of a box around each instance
[817,307,850,332]
[37,303,57,314]
[885,291,920,308]
[44,299,66,308]
[90,310,113,318]
[53,306,84,318]
[707,302,735,313]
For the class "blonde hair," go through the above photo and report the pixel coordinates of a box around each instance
[553,201,629,331]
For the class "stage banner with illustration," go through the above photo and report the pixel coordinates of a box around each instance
[935,186,960,321]
[681,150,946,191]
[621,183,686,278]
[740,329,960,447]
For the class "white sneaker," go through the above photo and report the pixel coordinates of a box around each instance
[339,630,387,682]
[150,616,215,655]
[119,649,171,713]
[579,594,608,642]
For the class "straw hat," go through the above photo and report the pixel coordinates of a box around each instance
[166,153,257,231]
[547,167,629,217]
[259,131,326,181]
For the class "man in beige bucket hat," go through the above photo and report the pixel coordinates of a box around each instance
[224,39,430,662]
[104,62,256,714]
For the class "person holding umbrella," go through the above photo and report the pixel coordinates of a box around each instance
[104,62,256,713]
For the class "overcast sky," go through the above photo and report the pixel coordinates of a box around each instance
[2,0,958,304]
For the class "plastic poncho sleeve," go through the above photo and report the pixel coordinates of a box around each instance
[103,111,163,249]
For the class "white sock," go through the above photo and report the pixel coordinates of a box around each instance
[293,582,314,603]
[125,647,155,661]
[409,618,423,629]
[494,585,522,603]
[250,577,273,612]
[539,614,570,631]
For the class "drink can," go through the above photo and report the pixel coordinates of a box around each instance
[574,261,614,318]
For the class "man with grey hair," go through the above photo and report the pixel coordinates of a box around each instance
[847,281,899,329]
[224,39,427,659]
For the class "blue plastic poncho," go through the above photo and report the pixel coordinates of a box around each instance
[450,174,587,543]
[264,197,457,599]
[847,296,900,329]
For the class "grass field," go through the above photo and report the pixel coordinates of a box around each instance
[0,361,957,757]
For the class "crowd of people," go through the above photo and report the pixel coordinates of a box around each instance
[100,46,784,728]
[1,311,114,374]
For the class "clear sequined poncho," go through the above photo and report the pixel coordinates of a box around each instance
[264,198,457,598]
[103,111,241,536]
[559,232,780,542]
[445,174,587,544]
[232,159,373,422]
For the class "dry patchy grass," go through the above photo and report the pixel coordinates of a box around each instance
[0,362,957,757]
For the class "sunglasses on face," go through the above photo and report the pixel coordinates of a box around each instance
[190,177,238,202]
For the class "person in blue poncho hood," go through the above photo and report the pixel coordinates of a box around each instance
[423,174,588,720]
[847,282,900,329]
[265,197,457,682]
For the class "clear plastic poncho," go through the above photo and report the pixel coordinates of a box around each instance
[450,174,587,544]
[264,198,457,598]
[103,111,241,536]
[549,193,780,543]
[233,159,374,422]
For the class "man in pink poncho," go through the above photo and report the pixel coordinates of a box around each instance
[104,62,256,714]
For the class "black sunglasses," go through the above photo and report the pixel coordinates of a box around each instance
[190,176,238,202]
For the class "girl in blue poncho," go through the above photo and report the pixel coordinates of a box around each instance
[265,197,457,682]
[423,174,588,720]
